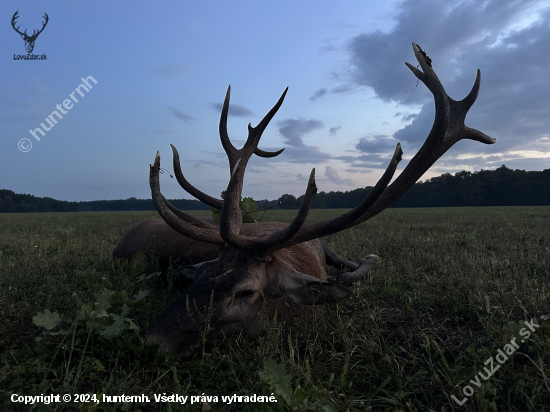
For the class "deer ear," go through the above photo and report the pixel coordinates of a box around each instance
[286,282,352,305]
[274,263,352,304]
[179,258,218,281]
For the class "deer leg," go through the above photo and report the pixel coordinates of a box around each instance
[322,245,378,286]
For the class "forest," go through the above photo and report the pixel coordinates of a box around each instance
[1,165,549,213]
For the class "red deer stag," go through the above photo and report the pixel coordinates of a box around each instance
[115,43,495,357]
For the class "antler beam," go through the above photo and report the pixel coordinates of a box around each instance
[257,42,495,252]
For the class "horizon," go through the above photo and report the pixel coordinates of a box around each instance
[2,1,549,202]
[3,163,545,204]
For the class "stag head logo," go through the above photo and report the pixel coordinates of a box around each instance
[11,11,49,53]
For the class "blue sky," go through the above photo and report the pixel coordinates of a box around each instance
[1,0,549,202]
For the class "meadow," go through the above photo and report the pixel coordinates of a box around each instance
[0,206,549,411]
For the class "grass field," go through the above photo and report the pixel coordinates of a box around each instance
[0,207,549,411]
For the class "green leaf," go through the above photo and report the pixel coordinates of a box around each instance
[258,360,293,405]
[100,316,129,337]
[242,212,258,223]
[132,290,150,302]
[212,197,262,222]
[32,309,62,331]
[110,291,129,306]
[94,359,106,371]
[210,206,221,221]
[241,197,261,223]
[94,288,114,311]
[240,197,258,213]
[79,301,109,321]
[125,252,146,278]
[121,304,131,317]
[125,318,140,332]
[86,316,107,331]
[129,263,146,278]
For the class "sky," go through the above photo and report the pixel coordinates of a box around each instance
[1,0,549,202]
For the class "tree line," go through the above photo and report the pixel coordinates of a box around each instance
[1,165,548,213]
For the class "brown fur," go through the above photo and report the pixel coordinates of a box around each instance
[113,219,327,278]
[113,218,220,266]
[271,241,327,281]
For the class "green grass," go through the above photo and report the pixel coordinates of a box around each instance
[0,207,549,411]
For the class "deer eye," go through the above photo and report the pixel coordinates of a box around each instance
[235,289,255,299]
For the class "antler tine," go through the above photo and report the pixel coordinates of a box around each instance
[35,13,49,36]
[170,144,224,210]
[255,168,318,255]
[219,85,238,164]
[243,87,288,158]
[256,42,495,251]
[220,86,288,169]
[160,194,216,230]
[150,151,224,245]
[254,147,285,158]
[11,11,25,36]
[263,143,403,252]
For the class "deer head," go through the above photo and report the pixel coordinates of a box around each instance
[12,11,49,53]
[142,43,495,357]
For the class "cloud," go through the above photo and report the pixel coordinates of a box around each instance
[330,85,355,94]
[426,150,550,174]
[344,0,550,163]
[169,107,194,123]
[347,153,393,168]
[192,159,223,167]
[151,129,173,134]
[329,126,342,136]
[309,88,328,101]
[245,166,265,174]
[277,118,324,147]
[304,84,357,102]
[269,118,336,164]
[325,166,353,185]
[281,146,334,164]
[7,99,45,112]
[209,102,254,117]
[355,135,399,153]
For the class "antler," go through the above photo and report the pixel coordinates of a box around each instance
[32,13,49,38]
[259,42,495,253]
[150,152,224,245]
[11,11,49,39]
[150,42,495,256]
[150,86,287,247]
[11,11,25,36]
